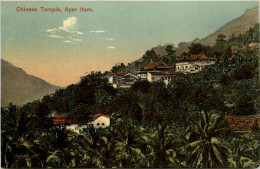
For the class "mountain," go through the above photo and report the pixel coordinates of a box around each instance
[174,7,259,55]
[130,7,259,65]
[1,59,60,106]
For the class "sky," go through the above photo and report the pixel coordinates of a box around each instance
[1,1,259,87]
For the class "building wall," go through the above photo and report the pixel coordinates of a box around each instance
[137,72,148,80]
[108,76,113,84]
[147,73,165,82]
[65,124,81,134]
[176,62,193,72]
[88,116,110,129]
[194,60,216,66]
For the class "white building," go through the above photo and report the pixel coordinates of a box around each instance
[54,113,112,133]
[108,71,139,88]
[147,71,181,86]
[88,113,111,129]
[176,54,217,74]
[136,67,148,80]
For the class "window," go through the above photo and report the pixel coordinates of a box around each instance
[102,123,105,126]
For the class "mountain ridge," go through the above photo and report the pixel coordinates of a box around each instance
[173,7,259,55]
[131,7,259,62]
[1,59,60,106]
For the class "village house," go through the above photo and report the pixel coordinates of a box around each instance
[136,67,147,80]
[108,71,139,88]
[136,60,181,85]
[143,60,175,72]
[87,113,112,129]
[147,71,181,86]
[52,113,112,133]
[108,55,219,88]
[176,53,217,74]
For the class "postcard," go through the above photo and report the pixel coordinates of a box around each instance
[1,1,259,168]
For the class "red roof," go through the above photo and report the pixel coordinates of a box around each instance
[111,71,130,75]
[53,116,66,124]
[144,61,163,70]
[157,64,175,69]
[92,113,111,121]
[178,53,216,61]
[177,56,187,61]
[150,71,181,76]
[150,72,168,75]
[167,71,182,75]
[226,116,260,132]
[144,61,175,70]
[139,67,145,71]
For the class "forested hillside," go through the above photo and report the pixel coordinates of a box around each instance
[112,8,259,73]
[1,24,259,168]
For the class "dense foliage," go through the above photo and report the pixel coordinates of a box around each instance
[2,24,260,168]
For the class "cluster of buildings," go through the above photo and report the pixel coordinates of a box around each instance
[52,113,112,134]
[107,53,218,88]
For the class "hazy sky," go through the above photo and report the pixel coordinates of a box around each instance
[1,1,258,87]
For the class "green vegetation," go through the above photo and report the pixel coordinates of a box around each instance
[2,24,260,168]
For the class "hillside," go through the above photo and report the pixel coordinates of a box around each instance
[1,59,60,106]
[129,7,259,66]
[175,7,259,55]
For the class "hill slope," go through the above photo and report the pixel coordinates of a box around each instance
[130,7,259,65]
[174,7,259,55]
[1,59,60,106]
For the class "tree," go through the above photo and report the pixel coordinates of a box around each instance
[165,45,177,65]
[214,34,228,57]
[188,43,206,55]
[194,84,208,108]
[1,103,38,168]
[233,96,256,116]
[143,123,182,168]
[131,80,151,93]
[219,74,232,87]
[232,64,255,80]
[228,134,260,168]
[35,102,50,118]
[187,111,229,168]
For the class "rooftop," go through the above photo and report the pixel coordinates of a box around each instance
[92,113,112,121]
[178,53,217,61]
[226,116,260,132]
[111,71,130,75]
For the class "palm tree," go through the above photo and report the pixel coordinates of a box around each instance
[77,128,104,168]
[40,127,81,168]
[111,118,147,167]
[228,134,260,168]
[186,110,229,168]
[1,103,38,168]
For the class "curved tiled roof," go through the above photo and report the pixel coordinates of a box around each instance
[144,60,163,70]
[178,53,216,61]
[157,64,175,69]
[92,113,111,121]
[150,71,181,76]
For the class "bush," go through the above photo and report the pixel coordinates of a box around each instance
[233,96,256,116]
